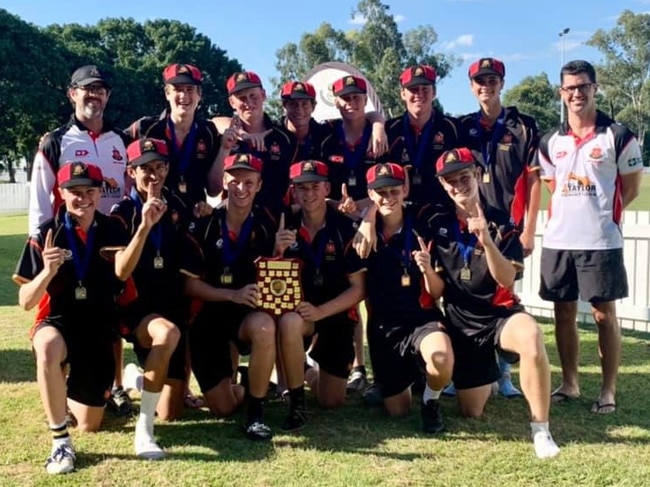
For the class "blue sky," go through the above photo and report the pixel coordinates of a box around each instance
[4,0,649,116]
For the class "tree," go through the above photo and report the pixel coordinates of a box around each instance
[502,73,559,135]
[273,0,460,118]
[587,10,650,156]
[0,9,70,181]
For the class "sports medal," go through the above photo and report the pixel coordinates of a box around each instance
[75,285,87,300]
[460,267,472,281]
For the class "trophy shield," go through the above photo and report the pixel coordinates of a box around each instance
[255,257,303,316]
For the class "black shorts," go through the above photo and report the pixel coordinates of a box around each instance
[33,319,115,407]
[367,319,444,398]
[307,313,355,379]
[539,248,629,304]
[446,313,521,390]
[189,303,254,393]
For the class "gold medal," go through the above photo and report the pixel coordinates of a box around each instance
[153,255,164,269]
[220,273,233,285]
[178,181,188,193]
[460,267,472,281]
[401,273,411,287]
[347,175,357,187]
[482,172,491,183]
[75,285,87,300]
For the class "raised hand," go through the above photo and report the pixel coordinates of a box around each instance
[220,116,240,151]
[42,228,64,276]
[141,181,167,229]
[370,124,388,157]
[193,201,213,219]
[232,283,260,308]
[411,230,432,274]
[467,202,489,245]
[337,183,357,215]
[274,212,296,256]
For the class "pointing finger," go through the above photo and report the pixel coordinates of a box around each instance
[279,212,285,230]
[44,228,53,249]
[341,183,348,198]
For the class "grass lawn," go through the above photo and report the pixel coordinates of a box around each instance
[1,215,650,486]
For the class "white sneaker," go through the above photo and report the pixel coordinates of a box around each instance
[533,430,560,459]
[135,432,165,460]
[45,443,75,474]
[123,362,143,393]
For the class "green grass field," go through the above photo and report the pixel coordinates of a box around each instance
[1,214,650,486]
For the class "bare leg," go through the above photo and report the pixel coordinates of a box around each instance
[591,301,620,413]
[552,301,581,398]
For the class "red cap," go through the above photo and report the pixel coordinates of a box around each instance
[57,162,104,188]
[332,76,367,97]
[127,138,169,167]
[226,71,263,95]
[468,58,505,79]
[163,64,202,85]
[366,163,405,189]
[224,153,263,172]
[435,148,478,177]
[400,65,437,87]
[281,81,316,100]
[290,160,328,183]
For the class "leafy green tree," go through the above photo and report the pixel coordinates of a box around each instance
[587,9,650,158]
[273,0,460,118]
[502,73,559,135]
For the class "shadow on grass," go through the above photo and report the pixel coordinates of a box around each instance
[0,348,34,382]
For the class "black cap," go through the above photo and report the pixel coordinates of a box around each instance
[70,65,111,89]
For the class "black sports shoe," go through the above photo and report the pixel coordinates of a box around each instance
[421,399,445,434]
[281,407,307,431]
[362,382,384,407]
[107,386,137,417]
[245,420,273,441]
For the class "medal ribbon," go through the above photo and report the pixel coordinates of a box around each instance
[402,113,433,173]
[220,213,254,267]
[64,212,96,286]
[475,108,506,173]
[453,220,477,268]
[167,118,198,179]
[336,122,372,175]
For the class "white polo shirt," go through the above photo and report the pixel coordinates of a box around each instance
[537,111,643,250]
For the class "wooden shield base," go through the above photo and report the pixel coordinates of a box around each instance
[255,257,303,316]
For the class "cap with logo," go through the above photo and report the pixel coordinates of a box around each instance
[366,163,405,189]
[224,153,263,172]
[226,71,263,95]
[281,81,316,100]
[435,148,479,177]
[163,64,203,86]
[57,162,104,188]
[70,65,111,89]
[468,58,505,79]
[400,65,437,88]
[332,75,367,97]
[127,138,170,167]
[290,160,329,183]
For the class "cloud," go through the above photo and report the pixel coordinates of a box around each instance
[442,34,474,50]
[348,13,406,25]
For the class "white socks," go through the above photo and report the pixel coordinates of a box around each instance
[135,390,164,460]
[531,422,560,459]
[422,385,442,403]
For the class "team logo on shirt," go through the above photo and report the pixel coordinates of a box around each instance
[554,150,568,160]
[433,132,445,149]
[325,240,337,261]
[112,147,124,162]
[75,149,90,157]
[588,146,603,163]
[270,142,281,161]
[561,172,596,196]
[628,157,642,167]
[401,148,410,163]
[216,238,224,249]
[329,155,344,164]
[62,249,73,261]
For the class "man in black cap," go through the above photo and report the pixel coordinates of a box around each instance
[28,64,134,418]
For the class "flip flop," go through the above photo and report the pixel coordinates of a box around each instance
[591,400,616,414]
[551,390,580,403]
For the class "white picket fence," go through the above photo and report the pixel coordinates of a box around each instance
[1,183,649,332]
[517,210,650,333]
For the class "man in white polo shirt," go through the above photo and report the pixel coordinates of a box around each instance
[536,60,643,414]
